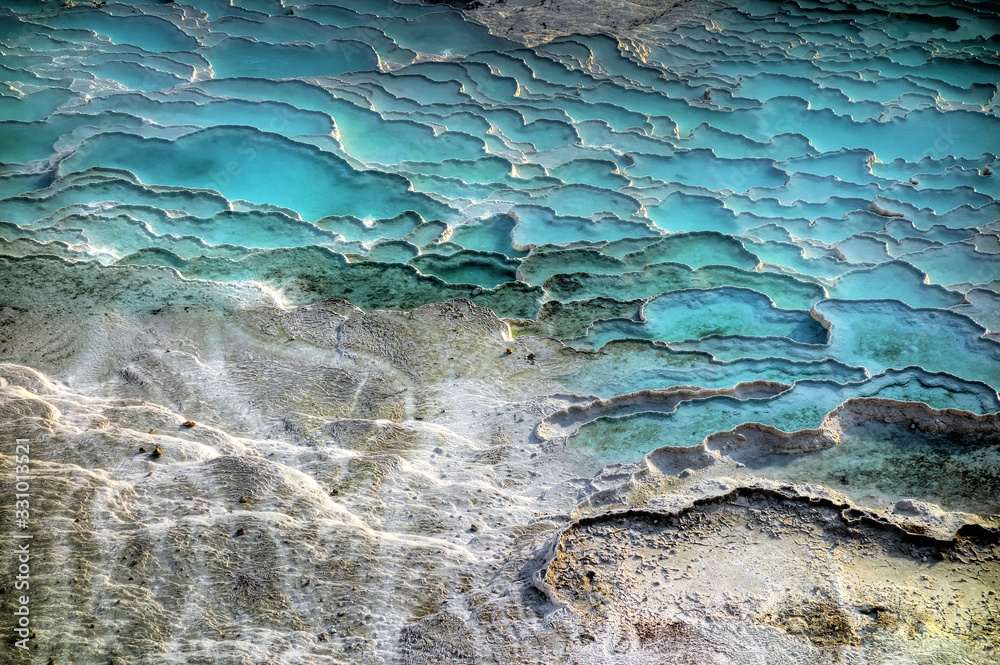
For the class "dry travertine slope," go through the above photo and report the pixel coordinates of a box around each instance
[1,258,998,664]
[441,0,705,46]
[1,0,999,662]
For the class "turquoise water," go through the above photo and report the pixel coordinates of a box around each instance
[1,0,998,466]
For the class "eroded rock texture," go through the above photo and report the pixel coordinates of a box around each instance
[0,0,998,662]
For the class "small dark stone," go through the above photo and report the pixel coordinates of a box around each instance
[235,528,246,536]
[330,488,339,496]
[182,420,196,428]
[138,447,147,453]
[238,496,248,504]
[469,524,480,532]
[151,446,163,458]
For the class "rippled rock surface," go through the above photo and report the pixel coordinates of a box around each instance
[1,0,999,662]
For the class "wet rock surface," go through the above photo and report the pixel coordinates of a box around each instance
[0,0,998,662]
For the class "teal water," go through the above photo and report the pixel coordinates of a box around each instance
[1,0,998,465]
[3,1,1000,661]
